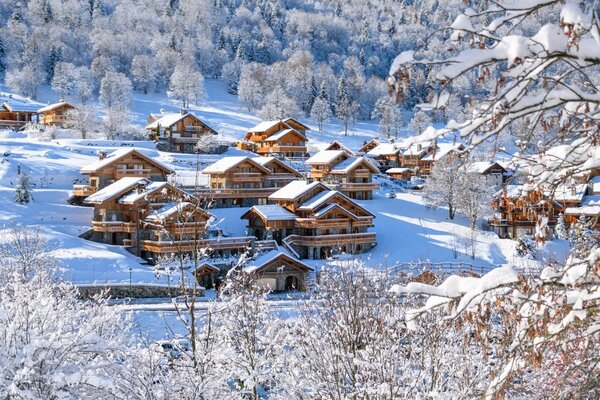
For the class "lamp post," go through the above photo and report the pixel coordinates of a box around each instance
[129,267,132,296]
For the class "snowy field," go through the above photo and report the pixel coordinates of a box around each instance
[0,81,569,286]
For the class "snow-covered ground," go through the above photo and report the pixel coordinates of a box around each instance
[0,81,569,286]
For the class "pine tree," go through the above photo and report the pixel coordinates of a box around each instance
[14,171,33,204]
[573,215,596,258]
[554,213,568,240]
[515,235,536,259]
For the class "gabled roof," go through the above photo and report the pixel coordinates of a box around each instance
[84,177,146,204]
[401,141,432,157]
[421,143,465,161]
[358,139,380,154]
[366,143,401,157]
[241,205,297,222]
[268,180,327,201]
[323,140,355,155]
[313,203,359,220]
[145,201,214,222]
[306,150,347,165]
[331,156,379,174]
[247,118,309,134]
[37,101,75,113]
[243,250,313,274]
[262,128,308,142]
[118,181,170,204]
[2,101,41,113]
[80,148,174,175]
[282,117,310,131]
[386,167,412,173]
[202,156,271,174]
[466,161,506,174]
[251,157,302,177]
[195,262,220,273]
[145,112,217,134]
[298,189,376,217]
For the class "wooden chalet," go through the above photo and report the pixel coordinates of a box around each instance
[418,143,465,175]
[73,148,174,199]
[242,250,313,291]
[365,142,402,168]
[323,140,355,155]
[197,156,302,207]
[399,141,435,171]
[146,111,218,153]
[193,262,221,289]
[240,118,310,158]
[467,161,508,188]
[242,181,376,259]
[386,167,413,180]
[81,177,257,263]
[489,182,588,239]
[564,174,600,228]
[305,150,379,200]
[358,139,380,154]
[37,101,76,126]
[0,101,38,127]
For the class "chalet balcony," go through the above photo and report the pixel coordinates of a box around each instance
[92,220,137,233]
[41,115,67,125]
[72,184,97,197]
[136,236,253,253]
[284,232,376,247]
[116,168,152,178]
[0,119,27,127]
[193,187,277,199]
[331,182,380,192]
[256,145,307,154]
[231,172,263,182]
[295,217,373,229]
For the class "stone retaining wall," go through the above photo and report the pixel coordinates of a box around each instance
[76,284,204,299]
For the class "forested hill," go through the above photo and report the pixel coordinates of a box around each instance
[0,0,465,120]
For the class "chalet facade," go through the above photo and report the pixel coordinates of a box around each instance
[72,148,174,199]
[197,156,302,207]
[239,118,309,158]
[241,181,377,259]
[84,177,215,262]
[418,143,465,175]
[467,161,508,189]
[0,101,38,127]
[323,140,355,155]
[306,150,379,200]
[564,174,600,228]
[489,182,588,239]
[146,111,218,153]
[38,101,76,126]
[358,139,380,155]
[242,250,313,291]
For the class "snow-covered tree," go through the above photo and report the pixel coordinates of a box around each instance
[309,96,331,130]
[457,171,494,231]
[237,63,265,111]
[14,170,33,204]
[372,95,403,140]
[572,215,596,259]
[168,61,206,108]
[51,62,77,99]
[131,54,157,94]
[258,86,299,120]
[407,110,431,136]
[515,234,537,259]
[423,155,462,219]
[99,71,132,111]
[65,105,97,139]
[195,133,219,154]
[554,213,569,240]
[6,64,45,99]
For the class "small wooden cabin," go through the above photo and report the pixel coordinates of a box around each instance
[418,143,465,175]
[386,167,413,180]
[323,140,355,155]
[37,101,76,126]
[466,161,507,188]
[358,139,380,154]
[146,111,218,153]
[243,118,310,158]
[73,148,174,199]
[0,101,38,127]
[243,250,313,291]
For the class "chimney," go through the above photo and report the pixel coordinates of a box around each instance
[136,182,145,195]
[98,150,107,160]
[180,108,188,115]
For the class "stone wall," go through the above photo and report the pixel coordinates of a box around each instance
[76,284,204,299]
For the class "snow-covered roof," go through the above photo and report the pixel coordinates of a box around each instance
[324,140,355,155]
[202,156,270,174]
[248,120,286,133]
[331,156,378,174]
[564,194,600,216]
[2,100,41,113]
[386,167,412,173]
[251,156,276,167]
[242,250,312,274]
[37,101,74,113]
[306,150,346,165]
[401,141,432,157]
[590,176,600,194]
[298,190,338,211]
[246,205,297,221]
[146,202,193,222]
[263,128,307,142]
[118,181,169,204]
[80,148,174,174]
[145,113,187,129]
[84,177,146,204]
[467,161,496,174]
[269,180,324,200]
[313,203,359,220]
[551,184,587,203]
[421,143,464,161]
[366,143,400,157]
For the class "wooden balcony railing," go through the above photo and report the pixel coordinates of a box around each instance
[0,119,27,126]
[284,232,376,247]
[295,217,373,229]
[231,172,263,182]
[257,145,307,154]
[332,182,380,191]
[72,184,97,197]
[116,169,152,178]
[136,236,253,253]
[192,187,277,199]
[92,221,137,233]
[41,115,67,124]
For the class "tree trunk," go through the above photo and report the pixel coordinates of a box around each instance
[448,204,455,220]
